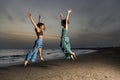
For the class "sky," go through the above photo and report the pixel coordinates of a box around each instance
[0,0,120,49]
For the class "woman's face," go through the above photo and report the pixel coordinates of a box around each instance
[41,25,45,30]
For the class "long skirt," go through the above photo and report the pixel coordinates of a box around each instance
[60,29,72,59]
[25,38,43,62]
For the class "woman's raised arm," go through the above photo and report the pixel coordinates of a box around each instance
[38,15,41,23]
[60,13,64,20]
[65,9,72,30]
[66,9,72,21]
[27,12,39,30]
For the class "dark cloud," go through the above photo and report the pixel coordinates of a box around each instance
[0,0,26,23]
[74,0,120,35]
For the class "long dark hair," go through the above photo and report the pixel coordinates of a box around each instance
[37,22,45,30]
[61,19,69,27]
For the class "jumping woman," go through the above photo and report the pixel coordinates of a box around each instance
[24,12,45,66]
[59,9,77,60]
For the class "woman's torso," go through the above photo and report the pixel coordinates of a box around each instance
[35,29,43,39]
[61,28,68,38]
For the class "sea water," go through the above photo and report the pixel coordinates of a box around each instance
[0,49,96,67]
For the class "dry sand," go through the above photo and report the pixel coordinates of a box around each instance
[0,49,120,80]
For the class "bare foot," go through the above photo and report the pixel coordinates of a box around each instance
[40,57,44,61]
[71,55,75,61]
[71,52,77,60]
[24,60,28,66]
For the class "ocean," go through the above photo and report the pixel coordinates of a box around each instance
[0,49,96,67]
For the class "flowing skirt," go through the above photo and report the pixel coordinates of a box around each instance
[60,29,72,59]
[25,38,43,62]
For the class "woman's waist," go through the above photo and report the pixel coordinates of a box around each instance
[61,36,69,41]
[36,38,43,41]
[61,36,69,38]
[37,35,43,39]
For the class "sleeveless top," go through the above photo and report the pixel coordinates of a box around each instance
[35,28,43,38]
[61,28,68,38]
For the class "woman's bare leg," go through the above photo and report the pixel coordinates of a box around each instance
[24,60,28,66]
[38,48,44,61]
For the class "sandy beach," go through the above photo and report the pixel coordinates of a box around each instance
[0,49,120,80]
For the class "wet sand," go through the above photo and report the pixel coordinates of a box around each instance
[0,49,120,80]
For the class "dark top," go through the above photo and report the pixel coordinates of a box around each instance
[35,28,43,38]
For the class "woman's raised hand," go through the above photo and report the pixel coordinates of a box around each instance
[27,12,32,17]
[68,9,72,13]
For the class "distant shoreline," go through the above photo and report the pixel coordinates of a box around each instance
[72,46,120,50]
[0,46,120,50]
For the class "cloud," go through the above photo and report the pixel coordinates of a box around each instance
[0,0,26,23]
[0,0,120,48]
